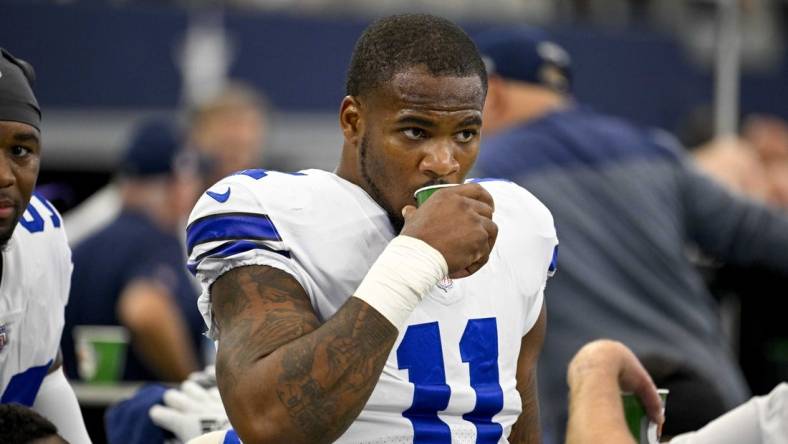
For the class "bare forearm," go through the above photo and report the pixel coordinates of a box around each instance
[566,372,635,444]
[509,371,541,444]
[218,296,397,443]
[130,320,200,381]
[118,281,200,381]
[566,340,662,444]
[510,305,546,444]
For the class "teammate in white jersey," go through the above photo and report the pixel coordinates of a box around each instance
[187,14,557,443]
[0,48,91,443]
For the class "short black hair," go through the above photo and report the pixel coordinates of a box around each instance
[346,14,487,98]
[0,404,60,443]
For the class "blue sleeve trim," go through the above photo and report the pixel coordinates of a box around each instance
[547,245,558,277]
[1,359,54,406]
[187,240,291,275]
[186,212,282,255]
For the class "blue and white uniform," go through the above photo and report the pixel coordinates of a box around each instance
[0,193,71,406]
[187,169,558,443]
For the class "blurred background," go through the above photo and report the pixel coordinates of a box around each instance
[1,0,787,442]
[1,0,786,208]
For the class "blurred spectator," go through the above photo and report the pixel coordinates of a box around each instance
[473,26,788,442]
[187,82,269,187]
[679,111,788,209]
[0,404,68,444]
[62,118,204,383]
[742,115,788,208]
[691,136,771,202]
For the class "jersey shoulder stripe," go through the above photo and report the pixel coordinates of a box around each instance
[187,240,291,275]
[186,212,282,255]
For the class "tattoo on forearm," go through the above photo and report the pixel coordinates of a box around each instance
[212,265,398,442]
[275,298,396,440]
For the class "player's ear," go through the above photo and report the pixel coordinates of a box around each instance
[340,95,363,146]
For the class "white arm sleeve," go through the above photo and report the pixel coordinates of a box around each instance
[32,367,92,444]
[670,383,788,444]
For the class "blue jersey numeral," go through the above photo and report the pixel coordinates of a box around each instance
[397,322,452,443]
[19,195,61,234]
[397,318,503,443]
[461,318,504,443]
[19,204,45,233]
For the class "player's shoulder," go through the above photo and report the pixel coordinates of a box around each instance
[466,177,555,235]
[188,168,333,223]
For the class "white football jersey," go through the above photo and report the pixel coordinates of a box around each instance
[187,169,558,444]
[0,193,71,406]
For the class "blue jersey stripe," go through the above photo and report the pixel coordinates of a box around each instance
[186,213,281,255]
[1,359,53,406]
[187,240,291,275]
[223,429,241,444]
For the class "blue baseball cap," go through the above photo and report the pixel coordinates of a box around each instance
[474,26,572,93]
[119,118,182,178]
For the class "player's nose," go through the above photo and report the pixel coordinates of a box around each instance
[419,140,460,179]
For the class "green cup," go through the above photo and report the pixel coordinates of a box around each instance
[622,389,669,443]
[74,325,129,384]
[414,184,459,206]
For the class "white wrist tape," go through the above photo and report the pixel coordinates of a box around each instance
[352,235,448,330]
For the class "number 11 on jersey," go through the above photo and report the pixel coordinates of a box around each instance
[397,318,503,443]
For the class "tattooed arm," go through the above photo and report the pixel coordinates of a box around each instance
[509,304,546,444]
[212,264,397,444]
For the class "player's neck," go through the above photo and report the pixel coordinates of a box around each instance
[335,148,365,191]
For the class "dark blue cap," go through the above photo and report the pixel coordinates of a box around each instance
[474,26,572,93]
[119,118,182,178]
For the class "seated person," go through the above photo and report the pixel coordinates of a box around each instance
[62,119,204,382]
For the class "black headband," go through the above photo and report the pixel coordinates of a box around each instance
[0,48,41,131]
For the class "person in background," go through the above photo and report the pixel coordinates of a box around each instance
[0,47,91,444]
[473,26,788,441]
[62,119,204,382]
[187,82,269,187]
[741,115,788,209]
[566,340,788,444]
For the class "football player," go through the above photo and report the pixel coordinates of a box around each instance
[187,14,558,443]
[0,48,91,443]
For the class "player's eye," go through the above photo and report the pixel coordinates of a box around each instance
[10,145,32,158]
[454,129,477,143]
[402,128,428,140]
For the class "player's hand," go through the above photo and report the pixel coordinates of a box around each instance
[401,183,497,278]
[149,380,230,443]
[568,340,665,429]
